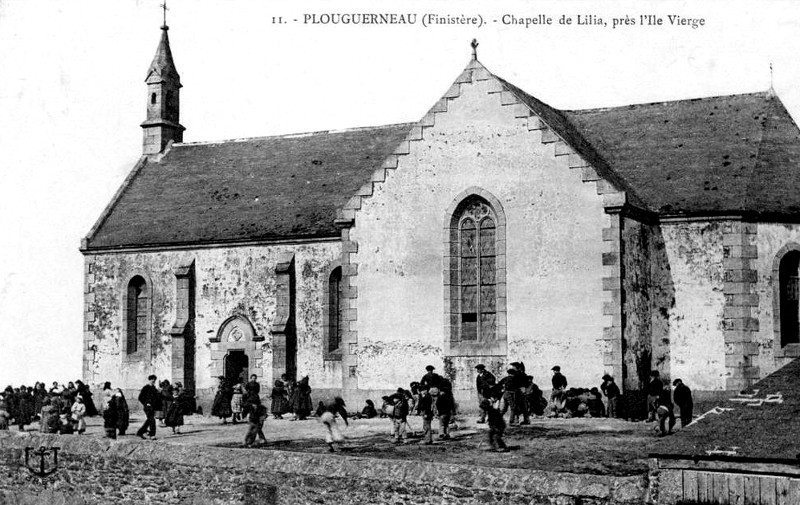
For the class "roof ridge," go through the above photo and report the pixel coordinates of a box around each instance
[566,90,772,115]
[174,122,417,148]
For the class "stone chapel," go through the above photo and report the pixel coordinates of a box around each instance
[81,25,800,411]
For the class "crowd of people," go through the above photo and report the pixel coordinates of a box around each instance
[0,380,98,434]
[209,374,314,425]
[0,363,695,451]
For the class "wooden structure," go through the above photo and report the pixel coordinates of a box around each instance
[650,359,800,504]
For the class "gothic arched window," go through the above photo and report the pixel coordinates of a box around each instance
[329,267,343,352]
[779,250,800,347]
[126,276,148,354]
[323,265,343,360]
[444,190,507,355]
[459,206,497,340]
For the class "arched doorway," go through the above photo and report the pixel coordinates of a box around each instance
[210,315,261,385]
[224,350,249,385]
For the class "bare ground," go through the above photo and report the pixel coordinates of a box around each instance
[25,413,659,477]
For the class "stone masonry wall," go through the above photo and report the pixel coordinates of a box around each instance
[660,221,726,392]
[0,433,648,504]
[750,222,800,377]
[345,65,615,404]
[621,217,656,392]
[83,242,341,410]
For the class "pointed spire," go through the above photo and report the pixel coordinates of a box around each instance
[146,25,180,84]
[141,9,184,156]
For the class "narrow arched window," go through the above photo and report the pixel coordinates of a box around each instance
[458,199,497,341]
[151,92,157,105]
[126,276,148,354]
[779,251,800,347]
[445,190,507,355]
[328,267,343,353]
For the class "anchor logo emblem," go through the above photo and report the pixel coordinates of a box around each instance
[24,446,60,477]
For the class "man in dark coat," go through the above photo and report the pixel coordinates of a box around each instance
[551,366,568,391]
[510,362,531,424]
[475,364,496,423]
[646,371,664,422]
[420,365,443,391]
[498,369,518,424]
[549,366,567,416]
[136,375,160,439]
[601,374,621,418]
[672,378,693,428]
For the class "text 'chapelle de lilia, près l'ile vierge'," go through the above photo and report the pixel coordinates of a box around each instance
[271,12,707,30]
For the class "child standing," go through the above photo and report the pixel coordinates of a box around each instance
[416,387,434,445]
[480,399,508,452]
[71,396,86,434]
[388,389,409,444]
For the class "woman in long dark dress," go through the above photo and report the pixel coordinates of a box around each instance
[211,376,233,424]
[103,394,118,439]
[158,380,173,427]
[292,376,313,421]
[270,379,289,419]
[15,386,34,431]
[32,382,46,419]
[165,383,186,434]
[4,387,17,426]
[75,380,98,417]
[113,388,130,436]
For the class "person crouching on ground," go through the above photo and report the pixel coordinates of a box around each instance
[319,397,349,453]
[655,389,676,436]
[358,399,378,419]
[480,399,508,452]
[243,394,268,448]
[71,396,86,434]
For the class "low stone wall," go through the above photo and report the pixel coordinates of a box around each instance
[0,432,648,504]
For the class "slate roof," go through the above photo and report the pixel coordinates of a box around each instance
[650,358,800,463]
[84,62,800,251]
[563,91,800,216]
[83,124,414,250]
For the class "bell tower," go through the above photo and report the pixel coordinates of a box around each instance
[141,9,184,155]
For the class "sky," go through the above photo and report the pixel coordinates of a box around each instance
[1,0,800,387]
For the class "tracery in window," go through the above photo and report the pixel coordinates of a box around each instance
[457,198,497,341]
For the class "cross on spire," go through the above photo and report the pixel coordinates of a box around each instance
[770,62,774,87]
[160,1,169,28]
[471,39,479,60]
